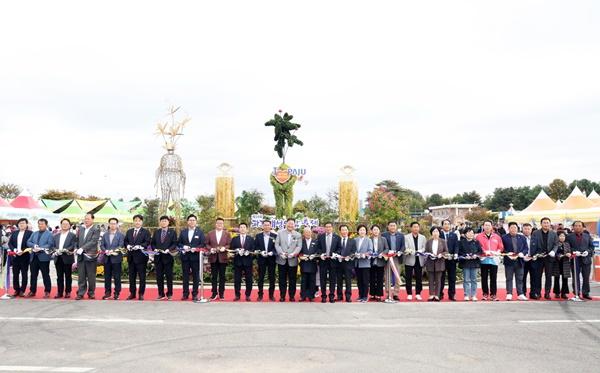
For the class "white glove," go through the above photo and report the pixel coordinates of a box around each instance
[183,245,190,250]
[549,251,556,258]
[518,252,524,258]
[76,248,83,255]
[582,251,589,257]
[127,245,132,249]
[453,254,458,260]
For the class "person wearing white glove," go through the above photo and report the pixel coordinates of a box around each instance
[123,214,151,301]
[26,218,54,298]
[7,218,32,297]
[53,218,77,298]
[566,221,594,299]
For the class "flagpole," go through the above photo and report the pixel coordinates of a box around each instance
[570,253,582,302]
[384,260,396,304]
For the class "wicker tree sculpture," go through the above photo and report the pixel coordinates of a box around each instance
[265,111,303,218]
[154,105,189,220]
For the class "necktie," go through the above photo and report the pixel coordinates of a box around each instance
[133,229,138,241]
[161,229,167,243]
[241,235,245,247]
[343,238,347,249]
[326,234,332,255]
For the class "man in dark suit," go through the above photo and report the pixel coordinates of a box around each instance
[316,222,341,303]
[124,214,151,301]
[231,222,255,301]
[151,215,178,300]
[381,221,405,300]
[101,217,125,300]
[254,220,278,301]
[439,220,459,301]
[501,222,529,301]
[300,227,318,302]
[75,213,101,300]
[7,218,32,297]
[336,224,356,302]
[53,218,76,298]
[178,214,206,301]
[567,221,595,300]
[530,217,558,300]
[206,217,232,300]
[27,218,55,298]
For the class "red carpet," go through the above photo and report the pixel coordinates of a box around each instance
[1,286,597,302]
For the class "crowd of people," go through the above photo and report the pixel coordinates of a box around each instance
[0,214,596,303]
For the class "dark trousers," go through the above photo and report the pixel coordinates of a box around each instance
[30,257,51,293]
[336,262,353,300]
[300,271,316,300]
[480,264,498,296]
[234,265,253,297]
[542,257,555,295]
[182,260,200,297]
[104,261,122,296]
[553,275,569,296]
[405,261,423,295]
[55,257,72,295]
[522,260,534,296]
[77,260,97,297]
[369,265,384,297]
[278,263,297,300]
[128,260,147,296]
[572,258,591,296]
[440,259,457,298]
[210,261,227,297]
[257,259,276,297]
[12,259,28,293]
[531,260,543,297]
[155,260,174,297]
[356,267,370,299]
[319,260,337,300]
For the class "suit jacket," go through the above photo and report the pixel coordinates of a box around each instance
[440,230,459,255]
[205,230,232,264]
[231,234,255,267]
[531,229,558,257]
[275,229,302,266]
[101,230,125,264]
[151,228,178,264]
[316,233,341,257]
[403,233,427,267]
[300,238,319,273]
[371,236,390,267]
[77,224,101,262]
[566,232,595,265]
[27,229,54,262]
[424,238,448,272]
[178,227,206,263]
[53,231,77,265]
[354,236,374,268]
[8,229,32,265]
[254,231,277,265]
[501,233,528,266]
[338,236,357,266]
[124,227,151,264]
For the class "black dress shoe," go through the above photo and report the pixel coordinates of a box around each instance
[26,292,36,298]
[299,298,306,302]
[102,294,111,300]
[192,296,198,302]
[19,291,25,297]
[346,299,352,303]
[245,296,251,302]
[280,298,285,302]
[113,294,119,300]
[449,296,456,301]
[393,295,399,301]
[289,297,296,302]
[54,294,63,299]
[210,294,218,301]
[138,295,144,301]
[127,295,136,300]
[329,299,335,303]
[582,294,592,300]
[544,293,551,300]
[257,295,263,301]
[321,298,327,303]
[88,295,95,300]
[181,295,189,301]
[12,291,20,297]
[269,295,276,302]
[75,295,83,300]
[233,296,240,301]
[43,292,50,299]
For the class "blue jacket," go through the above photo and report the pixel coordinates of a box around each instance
[440,230,459,255]
[382,231,405,264]
[27,230,54,262]
[101,230,125,264]
[501,233,528,266]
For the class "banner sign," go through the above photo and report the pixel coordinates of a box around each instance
[250,213,319,230]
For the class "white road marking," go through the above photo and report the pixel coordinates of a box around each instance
[518,319,600,324]
[0,366,93,372]
[0,316,161,325]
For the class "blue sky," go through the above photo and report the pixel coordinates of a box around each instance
[1,1,599,205]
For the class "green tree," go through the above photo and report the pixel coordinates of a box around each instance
[546,178,569,200]
[235,189,264,223]
[39,189,79,200]
[426,193,447,207]
[143,198,160,227]
[0,183,21,199]
[568,179,600,195]
[180,198,198,220]
[375,180,425,214]
[365,186,410,227]
[196,194,215,212]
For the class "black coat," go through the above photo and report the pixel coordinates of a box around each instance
[254,232,277,266]
[458,239,483,269]
[178,227,206,263]
[300,238,319,273]
[231,235,255,267]
[124,227,151,265]
[552,242,571,277]
[7,230,32,266]
[151,228,178,264]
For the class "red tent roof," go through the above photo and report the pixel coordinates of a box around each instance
[0,198,9,207]
[10,194,42,209]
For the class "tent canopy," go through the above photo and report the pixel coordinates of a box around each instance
[40,199,73,213]
[522,189,556,212]
[10,193,42,209]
